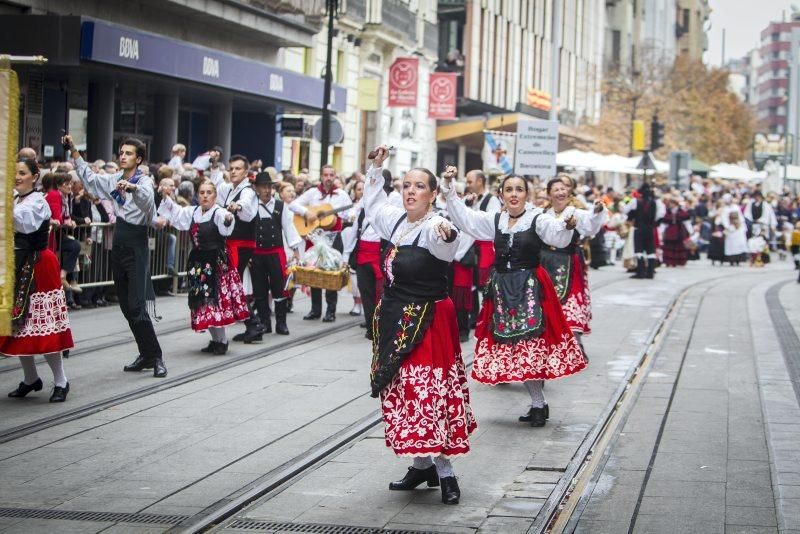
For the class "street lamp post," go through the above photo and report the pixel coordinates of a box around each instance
[320,0,338,169]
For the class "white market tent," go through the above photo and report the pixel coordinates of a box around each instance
[557,150,668,175]
[709,163,766,182]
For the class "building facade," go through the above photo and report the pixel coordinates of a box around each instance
[756,17,800,135]
[675,0,710,60]
[279,0,440,177]
[436,0,605,172]
[0,0,348,168]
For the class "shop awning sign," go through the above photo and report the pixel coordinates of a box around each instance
[388,57,418,107]
[79,19,346,113]
[514,119,559,177]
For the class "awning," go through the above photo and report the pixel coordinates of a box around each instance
[709,163,766,182]
[690,158,713,173]
[556,149,667,175]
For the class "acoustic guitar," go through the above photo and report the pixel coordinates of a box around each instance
[293,203,353,237]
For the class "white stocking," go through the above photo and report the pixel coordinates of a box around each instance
[44,352,67,388]
[524,380,546,408]
[18,356,39,385]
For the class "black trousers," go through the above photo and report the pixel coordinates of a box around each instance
[251,253,286,321]
[355,262,380,329]
[634,225,656,256]
[310,234,344,314]
[111,245,162,361]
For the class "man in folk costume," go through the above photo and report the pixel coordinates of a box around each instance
[208,155,260,341]
[289,164,351,322]
[623,182,665,279]
[64,135,167,377]
[464,170,500,326]
[245,171,303,340]
[743,190,777,238]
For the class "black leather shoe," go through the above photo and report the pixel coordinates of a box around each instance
[275,322,289,335]
[212,342,228,355]
[389,466,439,490]
[124,355,154,372]
[322,310,336,323]
[242,332,263,344]
[8,378,43,398]
[49,382,70,403]
[232,332,247,342]
[152,359,168,378]
[303,311,321,320]
[200,341,217,353]
[440,476,460,505]
[519,404,549,423]
[459,331,470,343]
[359,322,367,328]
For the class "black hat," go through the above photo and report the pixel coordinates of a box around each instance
[254,171,273,186]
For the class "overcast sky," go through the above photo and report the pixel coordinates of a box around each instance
[706,0,796,66]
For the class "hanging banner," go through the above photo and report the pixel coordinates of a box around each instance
[428,72,457,119]
[388,57,418,107]
[0,67,20,336]
[482,130,516,175]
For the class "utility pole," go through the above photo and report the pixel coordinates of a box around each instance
[320,0,337,169]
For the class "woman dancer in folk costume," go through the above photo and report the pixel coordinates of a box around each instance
[541,176,607,353]
[158,180,249,355]
[364,147,476,505]
[441,168,586,428]
[2,159,74,402]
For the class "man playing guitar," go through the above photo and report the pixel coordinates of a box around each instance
[288,164,352,322]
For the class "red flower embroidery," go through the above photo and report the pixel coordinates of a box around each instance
[528,317,536,326]
[509,308,517,317]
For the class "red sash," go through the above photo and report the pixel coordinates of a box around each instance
[226,239,255,270]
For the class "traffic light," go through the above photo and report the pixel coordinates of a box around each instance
[631,120,645,152]
[651,115,665,151]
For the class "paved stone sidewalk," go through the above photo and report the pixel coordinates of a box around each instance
[572,270,795,534]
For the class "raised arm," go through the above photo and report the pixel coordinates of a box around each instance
[363,164,405,241]
[422,215,459,262]
[213,207,235,237]
[72,155,118,201]
[157,196,195,231]
[234,186,258,223]
[131,174,156,214]
[440,180,495,241]
[574,202,608,237]
[536,210,573,248]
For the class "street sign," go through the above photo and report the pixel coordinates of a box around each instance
[514,119,559,177]
[312,116,344,144]
[636,152,656,171]
[669,150,691,187]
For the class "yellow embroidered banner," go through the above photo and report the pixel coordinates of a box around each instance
[0,66,20,336]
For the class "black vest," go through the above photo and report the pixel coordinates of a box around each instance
[634,198,658,226]
[192,207,227,251]
[227,184,256,240]
[493,213,542,272]
[14,220,50,252]
[255,200,284,249]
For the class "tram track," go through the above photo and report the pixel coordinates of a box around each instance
[0,317,361,446]
[529,270,784,534]
[0,270,732,533]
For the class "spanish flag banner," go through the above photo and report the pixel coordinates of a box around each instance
[0,66,20,336]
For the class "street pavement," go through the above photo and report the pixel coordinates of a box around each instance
[0,261,797,533]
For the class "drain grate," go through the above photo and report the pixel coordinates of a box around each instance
[0,507,188,525]
[225,520,444,534]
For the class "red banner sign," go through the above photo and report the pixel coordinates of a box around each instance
[428,72,457,119]
[388,57,418,107]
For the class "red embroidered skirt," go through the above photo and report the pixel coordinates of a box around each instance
[561,252,592,335]
[0,250,74,357]
[380,298,477,458]
[191,261,250,331]
[471,266,586,384]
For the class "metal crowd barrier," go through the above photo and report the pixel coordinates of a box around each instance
[52,222,194,291]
